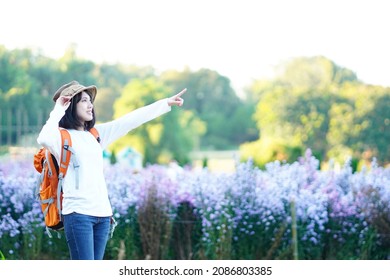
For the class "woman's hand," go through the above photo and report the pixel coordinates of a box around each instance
[56,95,72,110]
[167,88,187,107]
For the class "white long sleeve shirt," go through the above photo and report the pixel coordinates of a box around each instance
[37,98,171,217]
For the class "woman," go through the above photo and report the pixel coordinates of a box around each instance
[37,80,186,260]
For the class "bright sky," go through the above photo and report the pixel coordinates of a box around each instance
[1,0,389,96]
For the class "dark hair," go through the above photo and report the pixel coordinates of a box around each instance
[59,91,96,130]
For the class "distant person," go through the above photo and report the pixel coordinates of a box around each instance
[37,80,187,260]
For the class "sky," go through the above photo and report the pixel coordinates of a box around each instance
[1,0,389,96]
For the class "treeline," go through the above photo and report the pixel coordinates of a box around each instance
[0,45,389,167]
[0,45,256,165]
[241,56,390,168]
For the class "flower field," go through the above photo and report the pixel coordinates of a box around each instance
[0,150,389,260]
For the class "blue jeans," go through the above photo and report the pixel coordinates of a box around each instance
[63,212,110,260]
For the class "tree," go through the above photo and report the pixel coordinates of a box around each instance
[161,68,250,149]
[93,63,157,122]
[327,83,390,165]
[242,56,384,166]
[276,56,358,89]
[0,47,49,145]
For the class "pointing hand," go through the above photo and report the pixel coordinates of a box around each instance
[168,88,187,107]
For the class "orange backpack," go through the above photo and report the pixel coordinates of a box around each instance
[33,127,100,237]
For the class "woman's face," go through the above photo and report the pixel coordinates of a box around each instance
[76,91,94,124]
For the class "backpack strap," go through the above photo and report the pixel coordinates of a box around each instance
[58,129,73,179]
[56,129,74,219]
[89,127,100,143]
[56,128,100,216]
[59,128,99,190]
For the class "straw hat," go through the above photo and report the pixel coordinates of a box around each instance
[52,80,97,102]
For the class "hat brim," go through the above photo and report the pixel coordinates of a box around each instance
[78,85,97,102]
[53,83,97,102]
